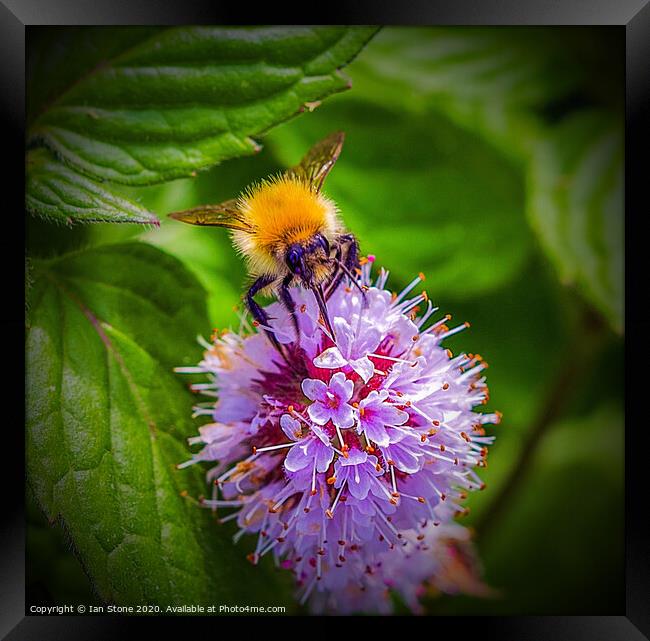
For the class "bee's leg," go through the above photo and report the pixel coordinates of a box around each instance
[277,274,301,343]
[341,234,369,309]
[313,283,337,341]
[340,233,361,276]
[327,235,367,308]
[246,274,287,357]
[323,242,344,296]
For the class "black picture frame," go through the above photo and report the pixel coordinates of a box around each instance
[4,1,648,636]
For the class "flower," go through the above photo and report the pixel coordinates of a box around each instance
[176,258,500,613]
[356,389,409,447]
[302,373,355,429]
[281,414,334,474]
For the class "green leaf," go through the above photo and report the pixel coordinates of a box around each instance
[348,27,622,161]
[27,27,162,126]
[138,150,286,329]
[526,112,623,332]
[27,26,378,185]
[346,28,570,160]
[145,222,245,329]
[26,148,159,225]
[265,96,533,299]
[26,242,293,607]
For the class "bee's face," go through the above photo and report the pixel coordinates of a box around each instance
[285,234,332,286]
[285,245,304,275]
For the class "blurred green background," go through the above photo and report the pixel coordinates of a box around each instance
[27,27,624,614]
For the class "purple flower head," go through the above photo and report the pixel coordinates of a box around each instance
[177,259,499,613]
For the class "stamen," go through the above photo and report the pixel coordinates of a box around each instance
[375,510,401,541]
[335,258,367,300]
[190,407,214,418]
[422,314,453,336]
[399,294,426,316]
[179,490,201,507]
[300,576,318,606]
[189,383,217,391]
[196,334,213,350]
[416,301,439,328]
[389,464,398,496]
[457,362,488,383]
[200,499,244,508]
[253,442,297,455]
[174,366,207,374]
[328,481,347,517]
[334,423,348,453]
[393,274,423,305]
[215,454,257,484]
[368,353,417,366]
[435,322,470,341]
[176,458,199,470]
[217,512,239,524]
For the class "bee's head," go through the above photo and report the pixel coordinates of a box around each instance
[285,235,331,285]
[284,234,336,339]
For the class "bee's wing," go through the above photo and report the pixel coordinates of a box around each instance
[168,199,250,231]
[286,131,345,192]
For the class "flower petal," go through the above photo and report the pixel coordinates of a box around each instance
[329,372,354,402]
[314,441,335,473]
[355,324,382,356]
[332,403,355,429]
[284,441,311,472]
[313,347,347,370]
[349,356,375,383]
[332,316,354,357]
[361,420,390,447]
[307,402,333,426]
[301,377,328,402]
[280,414,302,441]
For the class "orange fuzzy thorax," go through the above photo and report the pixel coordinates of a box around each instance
[232,175,341,277]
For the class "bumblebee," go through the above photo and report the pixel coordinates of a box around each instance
[169,132,361,353]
